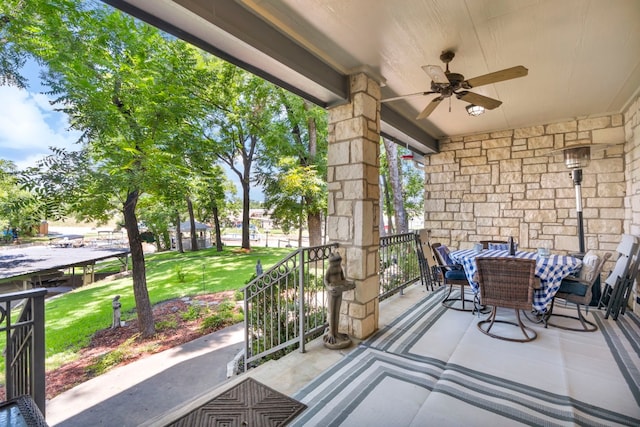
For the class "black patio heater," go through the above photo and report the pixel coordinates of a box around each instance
[562,146,590,256]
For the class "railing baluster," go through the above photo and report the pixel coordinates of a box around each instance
[298,249,305,353]
[378,231,423,300]
[242,232,425,369]
[1,288,47,415]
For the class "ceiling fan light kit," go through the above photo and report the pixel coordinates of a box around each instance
[466,104,485,116]
[383,50,528,120]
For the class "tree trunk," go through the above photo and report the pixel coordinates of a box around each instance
[298,198,304,247]
[241,177,251,250]
[123,189,155,338]
[213,204,223,252]
[379,175,386,236]
[240,136,254,250]
[163,230,171,250]
[307,211,322,246]
[381,173,394,234]
[175,211,184,253]
[304,101,323,246]
[383,138,408,233]
[154,233,162,252]
[186,196,198,251]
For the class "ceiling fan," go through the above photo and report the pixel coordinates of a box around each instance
[382,50,528,120]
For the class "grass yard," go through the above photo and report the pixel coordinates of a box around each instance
[0,246,291,378]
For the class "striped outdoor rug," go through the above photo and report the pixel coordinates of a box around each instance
[291,291,640,426]
[167,377,306,427]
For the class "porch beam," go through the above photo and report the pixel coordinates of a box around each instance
[103,0,349,107]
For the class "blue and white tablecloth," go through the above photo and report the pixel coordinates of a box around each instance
[449,249,583,312]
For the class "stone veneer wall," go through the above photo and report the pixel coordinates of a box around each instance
[423,114,634,307]
[624,94,640,314]
[327,73,381,339]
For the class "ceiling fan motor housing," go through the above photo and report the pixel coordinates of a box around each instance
[431,71,465,96]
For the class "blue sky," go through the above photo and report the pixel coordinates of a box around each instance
[0,60,82,169]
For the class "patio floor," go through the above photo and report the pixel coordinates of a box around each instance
[48,283,640,426]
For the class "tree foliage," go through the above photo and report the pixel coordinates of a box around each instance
[2,2,211,337]
[191,166,239,251]
[379,140,424,234]
[201,60,283,249]
[257,91,328,246]
[0,160,43,237]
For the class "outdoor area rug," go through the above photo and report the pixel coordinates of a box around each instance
[167,377,306,427]
[291,290,640,426]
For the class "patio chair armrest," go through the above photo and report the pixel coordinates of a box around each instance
[434,264,462,273]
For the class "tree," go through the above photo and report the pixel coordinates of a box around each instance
[262,157,325,246]
[383,138,408,234]
[0,160,43,237]
[401,158,425,225]
[192,166,239,252]
[0,0,81,89]
[379,148,395,235]
[202,60,282,250]
[185,196,198,251]
[4,3,210,337]
[257,90,328,246]
[379,139,424,234]
[137,195,177,251]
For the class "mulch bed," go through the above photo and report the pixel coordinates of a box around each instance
[0,291,239,401]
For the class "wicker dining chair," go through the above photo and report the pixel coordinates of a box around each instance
[546,251,611,331]
[431,243,475,311]
[475,257,538,342]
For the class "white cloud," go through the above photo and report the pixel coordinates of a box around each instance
[31,93,56,112]
[0,85,81,168]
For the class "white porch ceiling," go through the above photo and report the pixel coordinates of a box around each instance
[104,0,640,155]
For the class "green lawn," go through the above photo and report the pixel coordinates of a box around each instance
[1,246,291,376]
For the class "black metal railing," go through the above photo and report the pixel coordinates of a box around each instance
[1,288,47,415]
[379,232,424,300]
[242,232,431,370]
[243,243,338,371]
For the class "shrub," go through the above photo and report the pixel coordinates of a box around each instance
[199,300,243,333]
[155,317,179,331]
[200,313,225,332]
[85,335,138,376]
[181,304,203,321]
[174,265,186,282]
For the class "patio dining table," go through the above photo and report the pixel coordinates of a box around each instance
[449,249,582,312]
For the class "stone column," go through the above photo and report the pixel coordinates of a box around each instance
[327,73,381,340]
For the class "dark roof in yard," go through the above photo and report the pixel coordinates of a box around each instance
[0,246,130,281]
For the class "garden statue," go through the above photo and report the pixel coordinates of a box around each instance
[323,252,355,349]
[111,295,122,329]
[256,259,263,276]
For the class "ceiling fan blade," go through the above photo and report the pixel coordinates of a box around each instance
[381,91,436,103]
[422,65,448,84]
[457,91,502,110]
[465,65,528,88]
[416,98,442,120]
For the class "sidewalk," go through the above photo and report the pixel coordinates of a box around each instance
[46,322,245,426]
